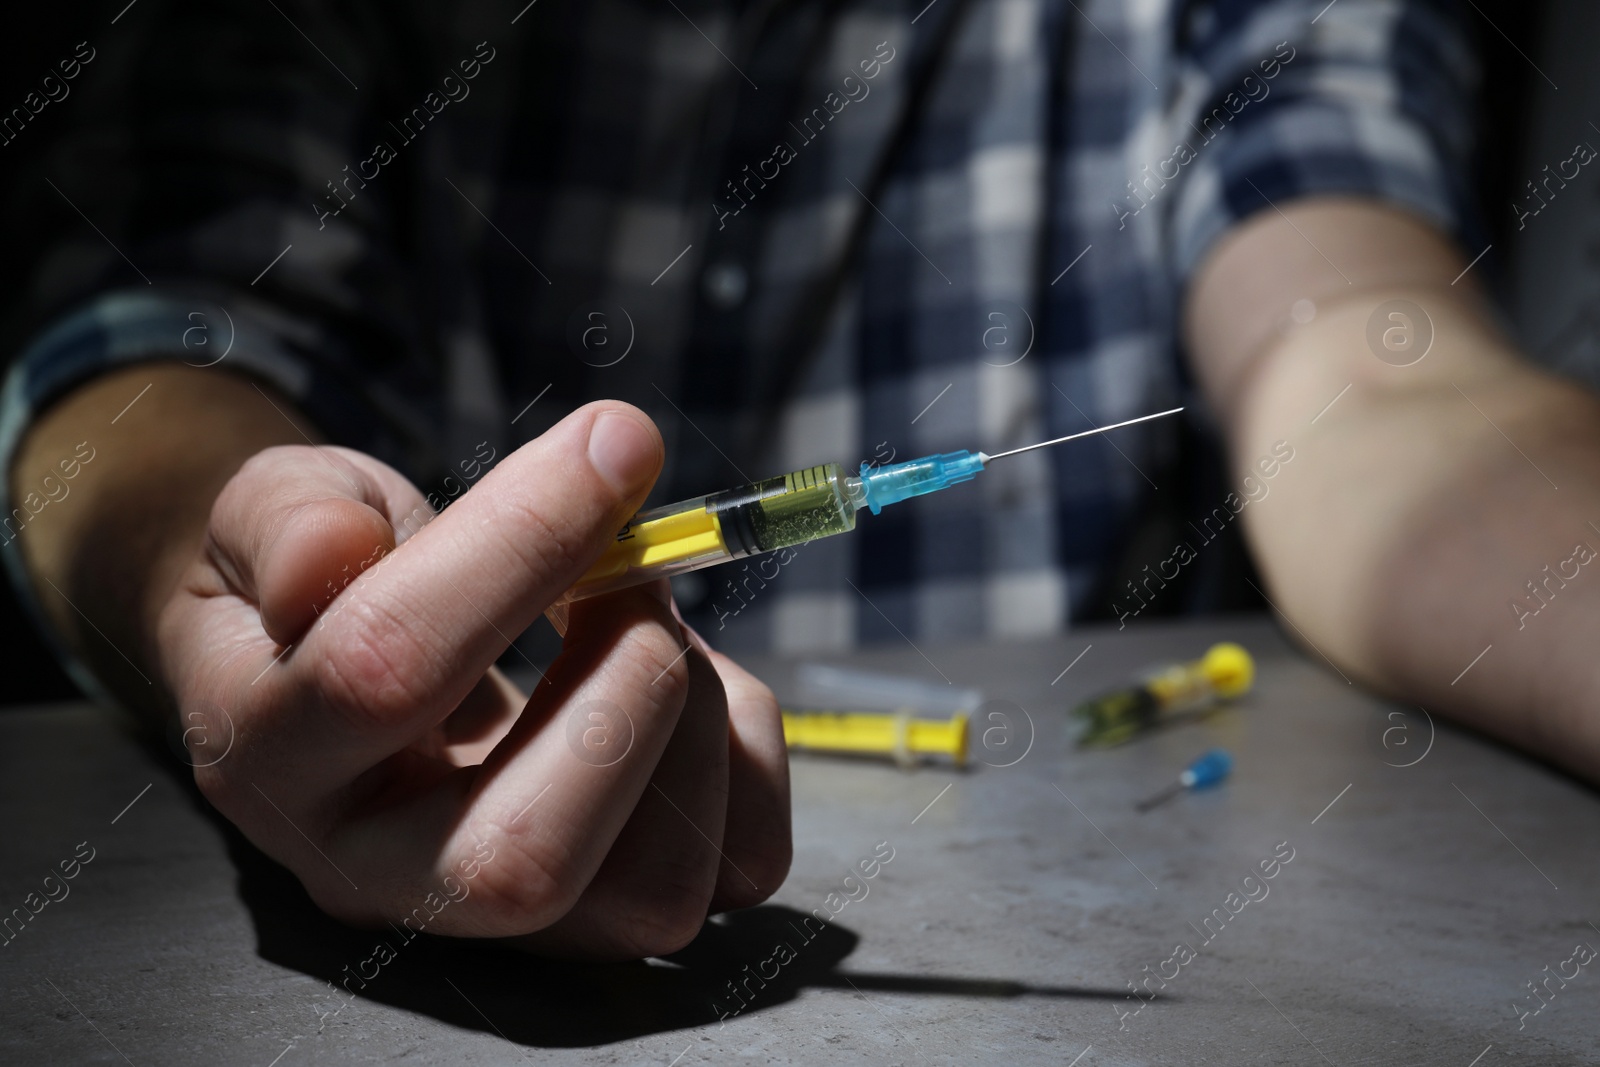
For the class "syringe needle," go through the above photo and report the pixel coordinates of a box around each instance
[980,406,1184,463]
[1135,781,1186,813]
[1133,749,1233,814]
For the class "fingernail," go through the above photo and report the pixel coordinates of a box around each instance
[587,411,659,493]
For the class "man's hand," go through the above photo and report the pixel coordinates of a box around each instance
[13,367,790,957]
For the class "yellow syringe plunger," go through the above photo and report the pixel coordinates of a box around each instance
[781,709,969,768]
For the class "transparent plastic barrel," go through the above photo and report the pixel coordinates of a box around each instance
[546,464,859,631]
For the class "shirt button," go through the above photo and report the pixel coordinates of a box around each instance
[703,262,748,308]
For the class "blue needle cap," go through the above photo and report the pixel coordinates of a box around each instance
[1178,748,1233,790]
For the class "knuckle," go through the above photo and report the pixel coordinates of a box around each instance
[740,678,781,725]
[610,811,722,955]
[461,834,586,934]
[620,622,691,701]
[619,909,708,958]
[725,834,793,908]
[233,444,297,483]
[751,672,779,709]
[484,494,585,588]
[613,867,717,956]
[225,445,314,504]
[314,596,443,729]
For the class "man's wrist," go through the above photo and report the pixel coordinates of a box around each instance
[9,362,313,712]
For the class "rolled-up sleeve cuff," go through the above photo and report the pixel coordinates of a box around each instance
[1167,0,1480,283]
[0,287,390,701]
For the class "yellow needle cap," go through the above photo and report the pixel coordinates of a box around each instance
[1198,642,1254,699]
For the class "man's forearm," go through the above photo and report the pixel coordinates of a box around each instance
[10,363,312,711]
[1234,293,1600,772]
[1188,200,1600,781]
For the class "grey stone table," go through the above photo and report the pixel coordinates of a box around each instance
[2,615,1597,1065]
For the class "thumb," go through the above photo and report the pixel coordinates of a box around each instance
[257,497,397,642]
[205,445,424,644]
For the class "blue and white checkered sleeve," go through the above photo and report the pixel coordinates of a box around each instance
[0,287,402,472]
[1164,0,1482,281]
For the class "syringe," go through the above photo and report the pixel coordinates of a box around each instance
[1069,642,1254,748]
[553,407,1183,609]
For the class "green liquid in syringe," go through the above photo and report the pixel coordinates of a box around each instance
[737,465,860,550]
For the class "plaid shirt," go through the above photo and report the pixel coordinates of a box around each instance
[0,0,1478,671]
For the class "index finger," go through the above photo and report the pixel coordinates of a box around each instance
[285,401,663,769]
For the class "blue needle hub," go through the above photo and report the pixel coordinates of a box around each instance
[857,451,988,515]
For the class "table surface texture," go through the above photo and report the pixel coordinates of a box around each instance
[1,616,1596,1065]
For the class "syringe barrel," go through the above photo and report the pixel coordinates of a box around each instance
[556,463,860,605]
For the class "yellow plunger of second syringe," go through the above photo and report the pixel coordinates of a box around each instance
[781,709,969,768]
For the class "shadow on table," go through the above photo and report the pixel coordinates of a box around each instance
[222,819,1127,1048]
